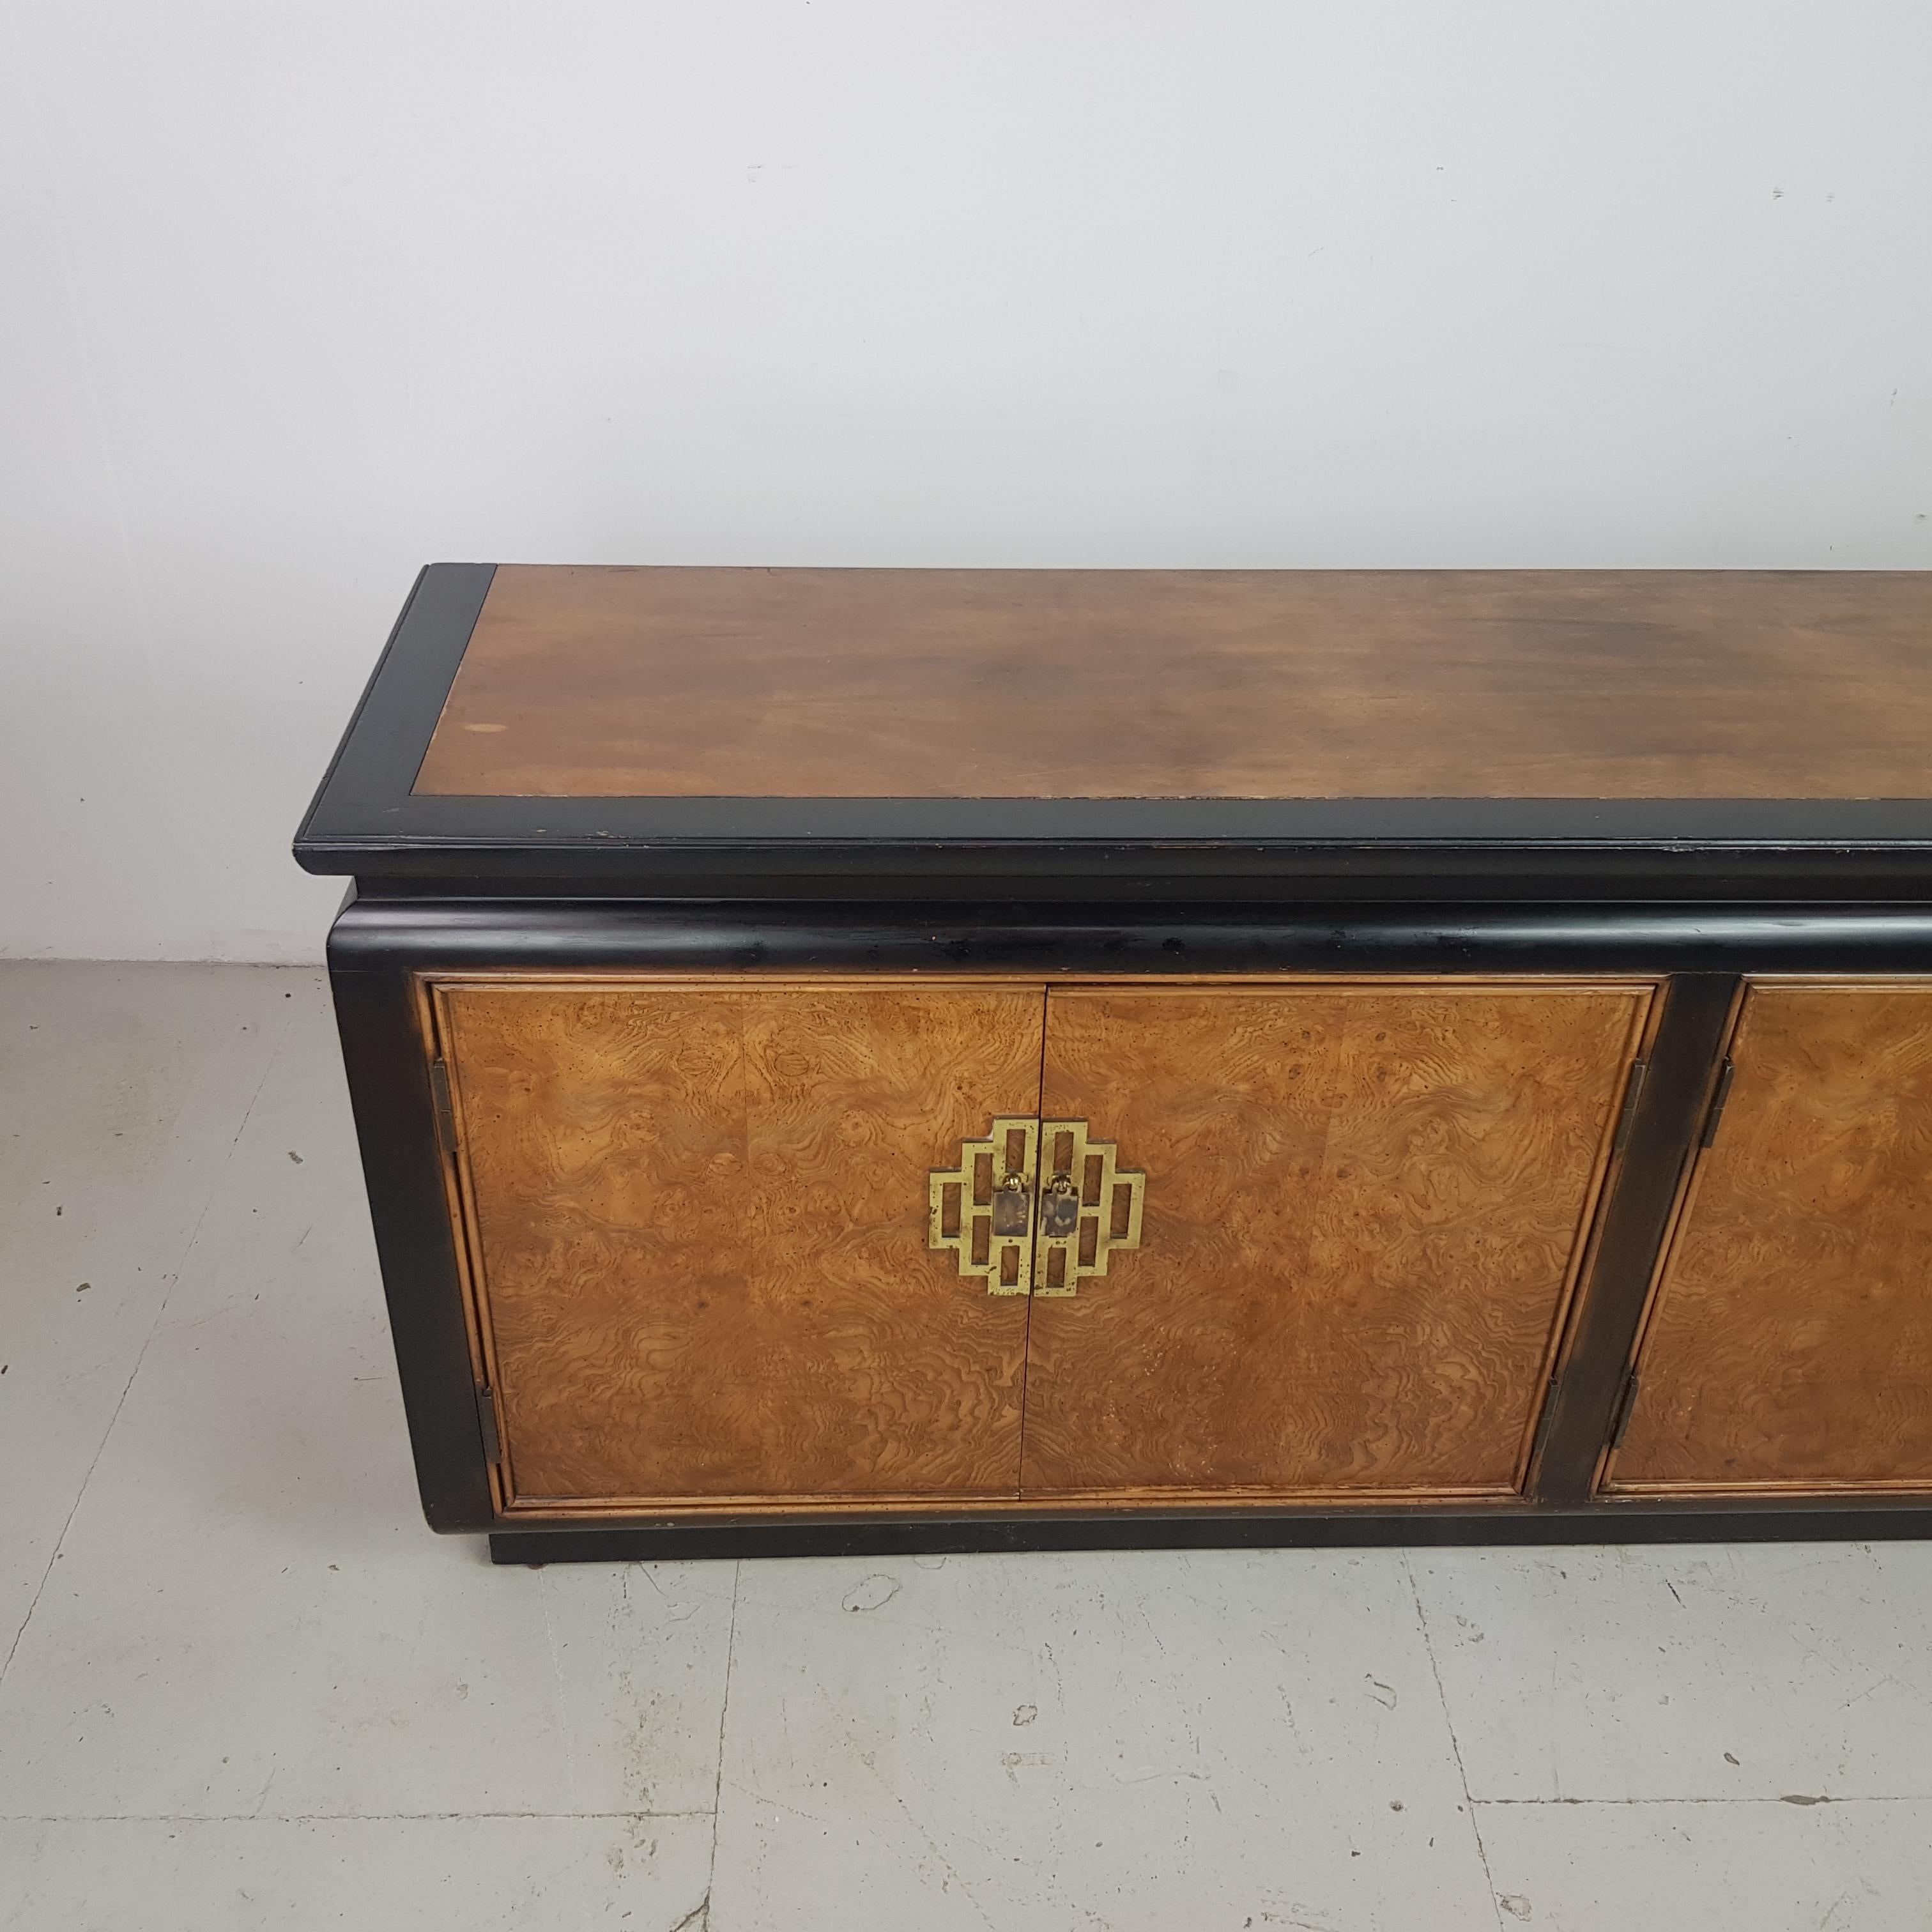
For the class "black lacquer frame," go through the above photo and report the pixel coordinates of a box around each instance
[328,895,1932,1562]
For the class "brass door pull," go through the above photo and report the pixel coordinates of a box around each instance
[1032,1120,1145,1297]
[928,1117,1041,1295]
[1040,1172,1080,1238]
[929,1117,1144,1296]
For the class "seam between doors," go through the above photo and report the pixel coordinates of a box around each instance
[1014,985,1050,1496]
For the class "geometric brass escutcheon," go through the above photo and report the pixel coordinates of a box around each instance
[928,1117,1042,1295]
[929,1117,1144,1297]
[1031,1118,1146,1298]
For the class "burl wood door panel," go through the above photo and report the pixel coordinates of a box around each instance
[430,977,1044,1512]
[1606,981,1932,1496]
[1021,981,1653,1500]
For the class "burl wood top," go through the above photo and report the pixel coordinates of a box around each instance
[412,566,1932,801]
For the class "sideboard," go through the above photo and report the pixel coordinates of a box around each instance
[296,564,1932,1561]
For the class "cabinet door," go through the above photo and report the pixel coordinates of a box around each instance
[431,976,1044,1512]
[1605,981,1932,1495]
[1020,981,1653,1499]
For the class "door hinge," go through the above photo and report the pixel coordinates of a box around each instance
[1528,1373,1561,1464]
[475,1385,502,1464]
[429,1059,457,1156]
[1609,1369,1643,1450]
[1611,1059,1649,1154]
[1699,1057,1736,1149]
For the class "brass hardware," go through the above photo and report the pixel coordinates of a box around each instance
[475,1385,502,1464]
[992,1172,1032,1238]
[1040,1172,1080,1239]
[928,1117,1041,1295]
[1528,1371,1560,1464]
[429,1059,457,1155]
[1700,1057,1736,1148]
[1031,1119,1145,1298]
[930,1117,1145,1296]
[1610,1369,1643,1450]
[1611,1059,1648,1154]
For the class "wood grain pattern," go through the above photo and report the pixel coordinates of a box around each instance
[1607,980,1932,1494]
[1021,983,1652,1498]
[414,566,1932,801]
[433,976,1045,1507]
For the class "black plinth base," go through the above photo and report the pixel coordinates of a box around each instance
[487,1503,1932,1565]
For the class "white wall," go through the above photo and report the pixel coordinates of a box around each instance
[3,1,1928,962]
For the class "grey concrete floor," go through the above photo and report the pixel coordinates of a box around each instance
[3,963,1930,1929]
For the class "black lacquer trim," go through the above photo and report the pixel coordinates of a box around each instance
[305,790,1932,859]
[342,867,1932,906]
[1531,976,1740,1504]
[489,1499,1932,1563]
[296,563,496,857]
[329,914,495,1531]
[326,898,1932,977]
[298,806,1932,897]
[328,850,1932,903]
